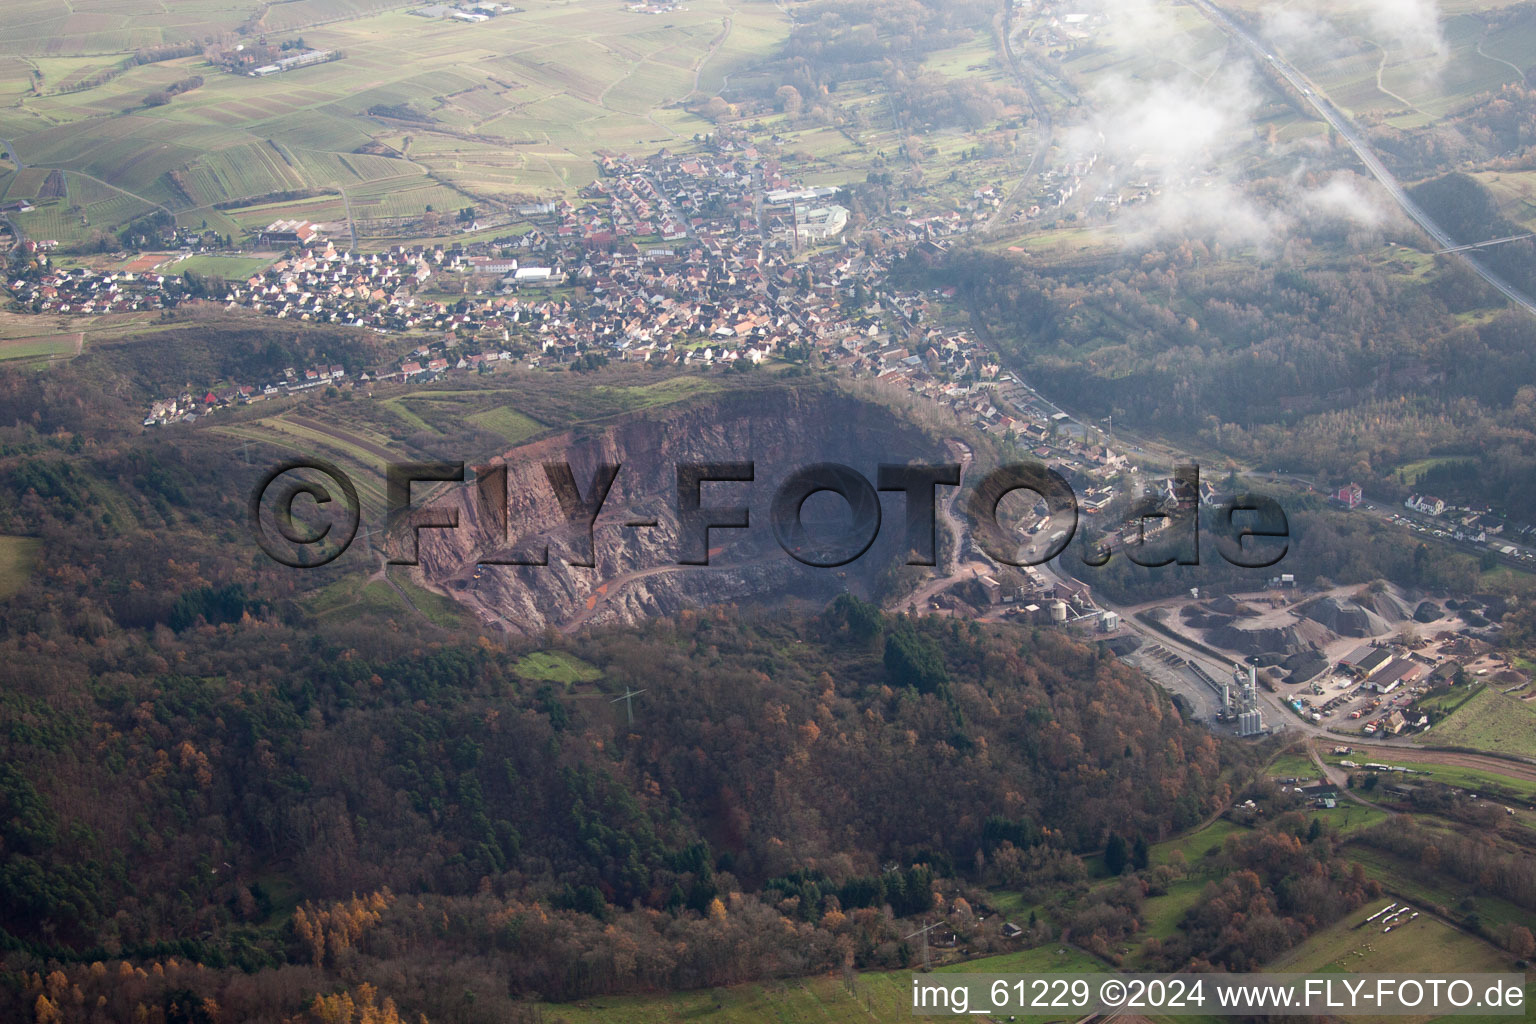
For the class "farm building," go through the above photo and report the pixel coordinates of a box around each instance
[261,220,318,246]
[249,49,337,76]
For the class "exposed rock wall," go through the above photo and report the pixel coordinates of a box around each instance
[410,385,946,632]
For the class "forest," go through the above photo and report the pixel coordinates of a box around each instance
[1075,493,1486,606]
[899,237,1536,524]
[0,377,1249,1020]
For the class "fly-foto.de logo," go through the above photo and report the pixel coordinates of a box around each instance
[249,459,1289,571]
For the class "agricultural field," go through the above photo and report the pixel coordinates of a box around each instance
[1046,1,1232,97]
[0,0,422,58]
[1472,170,1536,232]
[466,404,542,446]
[0,332,80,365]
[1268,898,1515,977]
[0,0,259,56]
[1341,843,1534,935]
[1302,802,1393,836]
[10,170,159,247]
[214,411,395,521]
[307,573,417,623]
[1376,13,1527,122]
[991,226,1122,260]
[713,44,1036,215]
[212,406,480,633]
[1394,455,1476,487]
[391,569,472,629]
[358,372,751,445]
[1148,817,1246,869]
[0,0,789,248]
[1209,0,1531,127]
[587,375,727,414]
[0,306,160,365]
[1266,751,1325,781]
[379,388,550,441]
[209,373,678,518]
[1008,808,1386,976]
[1421,685,1536,758]
[1,0,1529,256]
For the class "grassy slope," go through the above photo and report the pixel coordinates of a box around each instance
[1422,686,1536,758]
[513,651,602,686]
[0,535,42,599]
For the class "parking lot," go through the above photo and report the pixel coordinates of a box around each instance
[1285,675,1427,736]
[1384,510,1536,565]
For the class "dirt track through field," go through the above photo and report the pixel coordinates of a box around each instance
[286,414,399,463]
[1322,741,1536,782]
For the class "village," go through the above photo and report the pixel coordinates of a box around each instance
[6,146,1117,476]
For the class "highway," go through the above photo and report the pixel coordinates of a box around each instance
[1437,232,1535,255]
[1191,0,1536,319]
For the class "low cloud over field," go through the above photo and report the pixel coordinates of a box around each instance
[1061,0,1425,245]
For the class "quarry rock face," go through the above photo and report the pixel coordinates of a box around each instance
[410,386,945,633]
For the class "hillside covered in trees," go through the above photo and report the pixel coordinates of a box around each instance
[900,237,1536,522]
[0,378,1243,1021]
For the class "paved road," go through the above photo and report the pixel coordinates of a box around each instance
[339,187,359,250]
[1306,743,1397,813]
[1192,0,1536,319]
[689,12,734,97]
[985,7,1055,233]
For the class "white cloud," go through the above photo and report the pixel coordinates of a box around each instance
[1362,0,1446,59]
[1073,62,1282,244]
[1262,0,1445,61]
[1260,6,1344,57]
[1300,173,1389,227]
[1053,0,1423,245]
